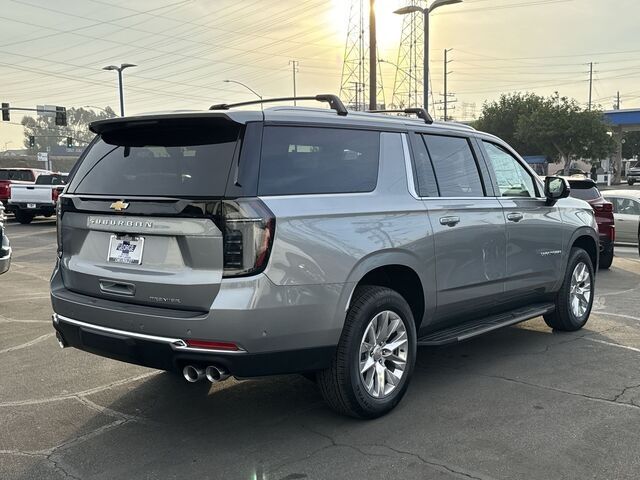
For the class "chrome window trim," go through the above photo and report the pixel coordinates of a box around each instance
[52,314,247,354]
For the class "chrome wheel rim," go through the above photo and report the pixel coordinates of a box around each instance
[569,262,591,318]
[359,310,408,399]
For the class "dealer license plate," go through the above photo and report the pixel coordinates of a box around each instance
[107,235,144,265]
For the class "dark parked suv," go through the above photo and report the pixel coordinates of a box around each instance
[51,95,599,418]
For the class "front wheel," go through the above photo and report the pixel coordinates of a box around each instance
[317,286,417,418]
[544,248,594,331]
[628,179,635,186]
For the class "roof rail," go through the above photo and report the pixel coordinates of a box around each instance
[367,107,434,125]
[209,94,348,116]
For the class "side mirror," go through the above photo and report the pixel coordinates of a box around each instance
[544,176,570,202]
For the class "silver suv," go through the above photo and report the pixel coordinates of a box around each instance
[51,95,599,418]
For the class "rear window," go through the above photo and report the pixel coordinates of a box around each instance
[36,174,66,185]
[569,182,601,201]
[67,118,241,197]
[258,126,379,195]
[0,170,34,182]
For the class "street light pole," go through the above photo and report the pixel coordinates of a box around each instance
[223,80,262,99]
[394,0,462,113]
[424,9,429,115]
[102,63,137,117]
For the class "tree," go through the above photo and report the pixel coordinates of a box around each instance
[475,93,546,156]
[622,131,640,159]
[21,106,116,153]
[515,95,614,175]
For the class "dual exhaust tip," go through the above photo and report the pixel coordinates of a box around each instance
[183,365,229,384]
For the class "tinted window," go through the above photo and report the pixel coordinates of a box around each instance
[0,170,34,182]
[36,174,66,185]
[410,133,438,197]
[483,142,536,198]
[259,126,379,195]
[423,134,483,197]
[68,119,240,197]
[569,182,600,201]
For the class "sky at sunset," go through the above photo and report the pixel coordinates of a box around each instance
[2,0,640,147]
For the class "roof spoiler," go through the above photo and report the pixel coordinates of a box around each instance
[367,108,434,125]
[209,94,348,116]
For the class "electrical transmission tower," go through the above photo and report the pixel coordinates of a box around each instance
[339,0,385,111]
[391,0,425,109]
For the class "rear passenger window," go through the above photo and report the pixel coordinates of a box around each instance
[423,134,484,197]
[259,126,379,195]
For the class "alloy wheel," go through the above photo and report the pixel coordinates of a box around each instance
[359,310,408,398]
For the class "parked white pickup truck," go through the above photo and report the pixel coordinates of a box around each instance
[9,173,67,224]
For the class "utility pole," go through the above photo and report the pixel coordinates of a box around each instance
[369,0,377,110]
[616,91,621,110]
[588,62,593,111]
[444,48,453,121]
[289,60,299,105]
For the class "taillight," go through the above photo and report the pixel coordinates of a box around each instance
[594,202,613,213]
[0,182,9,198]
[221,199,275,278]
[52,187,62,202]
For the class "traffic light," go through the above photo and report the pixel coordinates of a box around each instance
[29,136,35,148]
[55,106,67,126]
[66,137,73,148]
[1,103,8,122]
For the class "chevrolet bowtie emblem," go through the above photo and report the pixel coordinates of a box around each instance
[109,200,129,212]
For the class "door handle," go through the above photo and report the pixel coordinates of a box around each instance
[439,216,460,227]
[507,212,524,223]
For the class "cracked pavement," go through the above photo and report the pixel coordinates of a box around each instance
[1,220,640,480]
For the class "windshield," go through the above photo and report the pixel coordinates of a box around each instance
[68,118,241,197]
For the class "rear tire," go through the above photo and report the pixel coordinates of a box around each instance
[544,248,594,331]
[628,179,635,186]
[316,286,416,419]
[599,248,613,270]
[15,211,34,224]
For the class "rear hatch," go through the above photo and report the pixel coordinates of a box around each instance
[58,114,271,313]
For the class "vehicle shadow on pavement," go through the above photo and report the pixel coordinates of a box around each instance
[22,319,637,480]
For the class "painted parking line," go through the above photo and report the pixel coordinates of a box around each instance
[585,338,640,354]
[0,333,54,354]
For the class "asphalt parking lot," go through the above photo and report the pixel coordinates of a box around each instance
[1,219,640,480]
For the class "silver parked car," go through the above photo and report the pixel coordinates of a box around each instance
[0,204,11,274]
[51,95,599,418]
[602,190,640,249]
